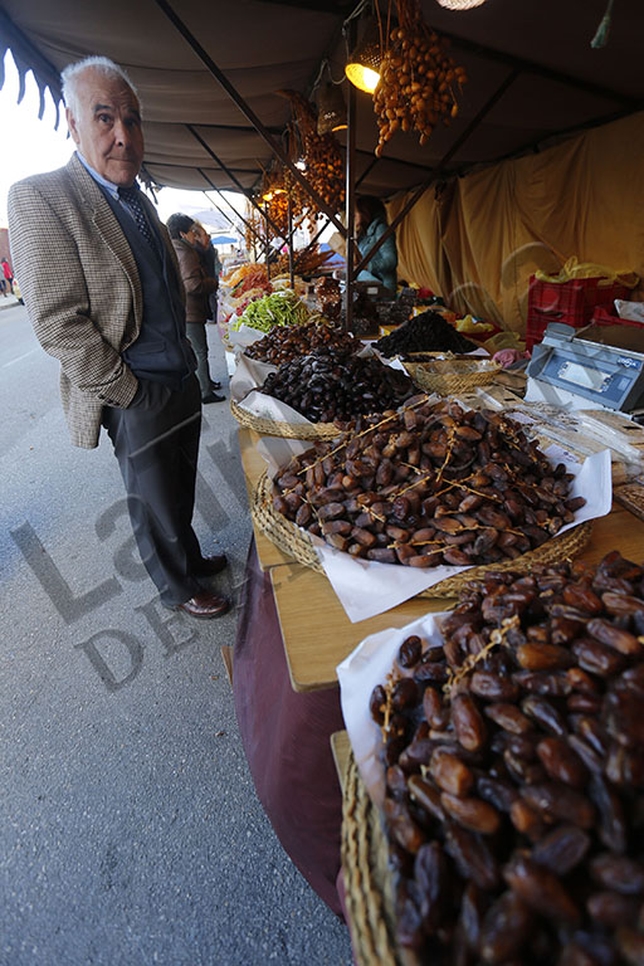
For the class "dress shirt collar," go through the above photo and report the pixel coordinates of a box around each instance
[75,150,135,201]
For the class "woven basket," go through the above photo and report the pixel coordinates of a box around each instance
[252,470,594,598]
[402,357,501,395]
[230,397,340,440]
[342,753,403,966]
[614,483,644,523]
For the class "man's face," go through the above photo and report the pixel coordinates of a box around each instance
[193,225,209,248]
[67,68,144,187]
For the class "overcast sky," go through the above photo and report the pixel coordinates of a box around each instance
[0,50,245,234]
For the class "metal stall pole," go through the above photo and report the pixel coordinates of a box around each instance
[343,20,357,335]
[287,192,294,289]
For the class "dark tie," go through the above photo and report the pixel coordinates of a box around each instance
[118,185,156,248]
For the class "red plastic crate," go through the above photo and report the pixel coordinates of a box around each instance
[590,306,644,329]
[525,275,630,351]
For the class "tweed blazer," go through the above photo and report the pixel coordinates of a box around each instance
[8,154,183,449]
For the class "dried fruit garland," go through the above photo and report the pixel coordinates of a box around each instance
[278,89,345,214]
[373,0,467,155]
[271,246,336,279]
[255,167,308,238]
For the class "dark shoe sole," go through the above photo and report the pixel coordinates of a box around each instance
[175,598,231,619]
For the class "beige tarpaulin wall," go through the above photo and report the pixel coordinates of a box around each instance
[388,111,644,335]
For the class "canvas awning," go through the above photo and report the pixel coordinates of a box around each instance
[1,0,643,202]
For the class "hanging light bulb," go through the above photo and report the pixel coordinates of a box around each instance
[436,0,488,9]
[345,17,382,94]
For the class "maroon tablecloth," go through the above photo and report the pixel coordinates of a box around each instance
[233,538,346,915]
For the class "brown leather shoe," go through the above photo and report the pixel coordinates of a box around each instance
[176,592,230,619]
[194,553,228,577]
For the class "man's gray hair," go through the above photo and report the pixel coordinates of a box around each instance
[61,56,139,118]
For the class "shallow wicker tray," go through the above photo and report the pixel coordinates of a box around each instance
[402,357,501,395]
[230,397,340,440]
[252,470,594,598]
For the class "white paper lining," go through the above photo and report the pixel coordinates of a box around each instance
[336,612,448,808]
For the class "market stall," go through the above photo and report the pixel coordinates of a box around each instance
[226,282,644,934]
[232,411,644,927]
[3,0,644,344]
[4,3,644,959]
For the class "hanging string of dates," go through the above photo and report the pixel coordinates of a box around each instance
[277,89,346,214]
[373,0,468,156]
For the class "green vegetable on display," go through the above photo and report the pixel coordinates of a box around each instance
[231,290,312,333]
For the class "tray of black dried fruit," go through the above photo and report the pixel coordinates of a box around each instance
[376,311,478,358]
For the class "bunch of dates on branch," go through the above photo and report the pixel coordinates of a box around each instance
[260,345,415,423]
[369,551,644,964]
[272,399,586,566]
[373,0,467,155]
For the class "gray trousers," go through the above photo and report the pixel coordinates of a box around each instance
[102,375,204,606]
[185,322,213,398]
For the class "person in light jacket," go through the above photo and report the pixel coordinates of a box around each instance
[355,194,398,298]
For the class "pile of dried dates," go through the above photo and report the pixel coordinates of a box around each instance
[260,346,414,423]
[245,319,360,366]
[314,276,342,322]
[376,310,477,357]
[272,399,585,566]
[369,552,644,964]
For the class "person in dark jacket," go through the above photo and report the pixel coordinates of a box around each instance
[166,213,224,403]
[192,221,222,325]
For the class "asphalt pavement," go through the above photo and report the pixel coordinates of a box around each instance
[0,301,353,965]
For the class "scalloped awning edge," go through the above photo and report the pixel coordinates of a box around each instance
[0,9,63,128]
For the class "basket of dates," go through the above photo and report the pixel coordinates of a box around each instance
[342,551,644,966]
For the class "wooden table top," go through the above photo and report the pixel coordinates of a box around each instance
[269,502,644,693]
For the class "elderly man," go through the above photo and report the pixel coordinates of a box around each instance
[8,56,230,619]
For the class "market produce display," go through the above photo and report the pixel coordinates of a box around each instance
[231,289,313,333]
[261,346,414,423]
[244,320,361,366]
[272,398,585,564]
[220,262,273,325]
[373,0,467,156]
[222,262,269,291]
[375,310,478,357]
[271,245,338,279]
[368,551,644,964]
